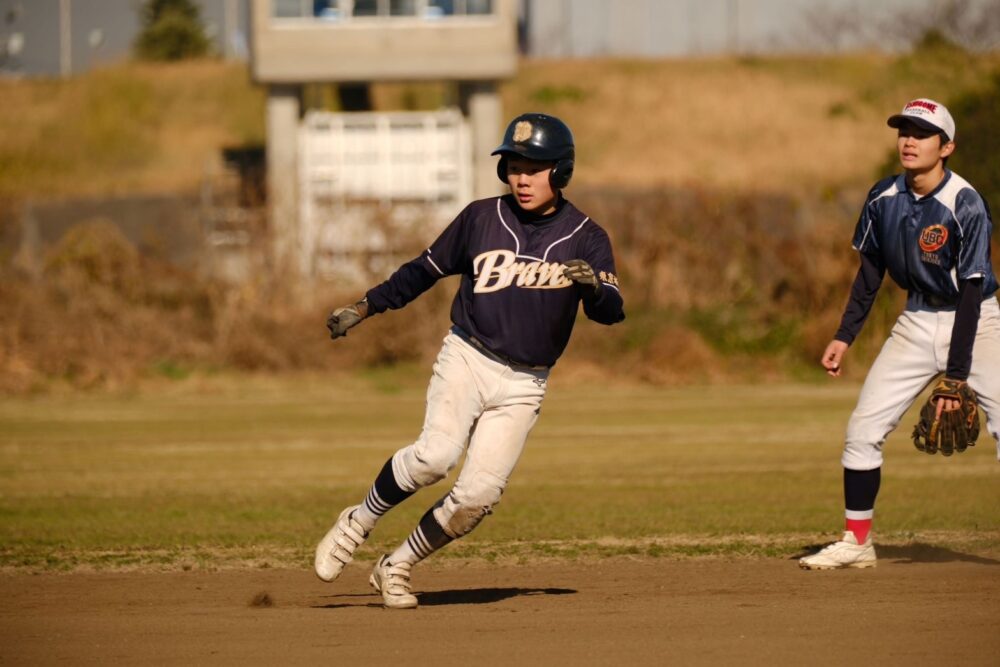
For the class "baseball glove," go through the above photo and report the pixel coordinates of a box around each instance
[326,299,368,339]
[562,259,600,295]
[911,378,980,456]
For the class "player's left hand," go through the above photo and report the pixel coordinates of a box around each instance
[563,259,600,295]
[327,299,369,339]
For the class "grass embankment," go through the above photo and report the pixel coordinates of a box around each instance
[505,52,1000,195]
[0,62,265,200]
[1,377,997,572]
[2,50,999,199]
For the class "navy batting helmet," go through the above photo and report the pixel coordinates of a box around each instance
[491,113,575,189]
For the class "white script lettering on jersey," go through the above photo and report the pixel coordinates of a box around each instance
[473,250,573,293]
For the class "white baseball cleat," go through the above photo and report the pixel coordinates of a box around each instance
[370,554,418,609]
[314,505,368,582]
[799,531,877,570]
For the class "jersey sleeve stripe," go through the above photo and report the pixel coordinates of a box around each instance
[852,225,873,252]
[425,251,445,276]
[854,179,901,251]
[600,282,621,294]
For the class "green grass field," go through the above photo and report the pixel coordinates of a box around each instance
[1,375,997,572]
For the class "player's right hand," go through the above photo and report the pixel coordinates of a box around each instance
[821,340,848,377]
[327,299,369,339]
[562,259,600,295]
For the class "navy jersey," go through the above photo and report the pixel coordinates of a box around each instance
[851,170,998,303]
[366,195,625,367]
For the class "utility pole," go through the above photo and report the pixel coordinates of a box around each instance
[727,0,739,54]
[687,0,699,55]
[224,0,238,59]
[60,0,71,77]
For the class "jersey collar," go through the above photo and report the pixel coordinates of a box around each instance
[504,193,570,226]
[904,168,952,201]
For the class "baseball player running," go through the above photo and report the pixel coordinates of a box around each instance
[314,113,625,607]
[800,98,1000,570]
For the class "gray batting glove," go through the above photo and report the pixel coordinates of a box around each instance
[326,299,369,339]
[563,259,600,295]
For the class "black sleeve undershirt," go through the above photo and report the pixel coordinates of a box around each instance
[834,252,885,345]
[945,277,983,380]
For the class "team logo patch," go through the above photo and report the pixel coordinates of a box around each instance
[513,121,533,143]
[918,224,948,253]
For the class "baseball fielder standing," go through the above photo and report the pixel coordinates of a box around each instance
[314,113,625,607]
[800,98,1000,570]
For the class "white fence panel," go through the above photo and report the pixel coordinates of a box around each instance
[299,109,472,279]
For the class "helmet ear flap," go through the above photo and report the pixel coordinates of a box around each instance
[550,159,574,189]
[496,156,508,185]
[497,155,574,189]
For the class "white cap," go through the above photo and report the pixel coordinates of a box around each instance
[887,98,955,141]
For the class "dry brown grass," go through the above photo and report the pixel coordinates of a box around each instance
[502,53,1000,194]
[1,182,966,393]
[0,217,460,392]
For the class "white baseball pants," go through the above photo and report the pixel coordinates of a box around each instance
[390,331,548,537]
[842,296,1000,470]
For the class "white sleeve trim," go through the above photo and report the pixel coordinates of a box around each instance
[425,251,445,276]
[600,282,620,294]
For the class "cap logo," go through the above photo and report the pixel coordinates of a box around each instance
[513,121,533,143]
[906,100,938,113]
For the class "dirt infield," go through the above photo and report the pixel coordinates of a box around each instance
[3,548,999,666]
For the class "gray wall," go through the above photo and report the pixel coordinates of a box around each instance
[6,193,207,273]
[522,0,1000,57]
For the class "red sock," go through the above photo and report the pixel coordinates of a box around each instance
[845,517,872,544]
